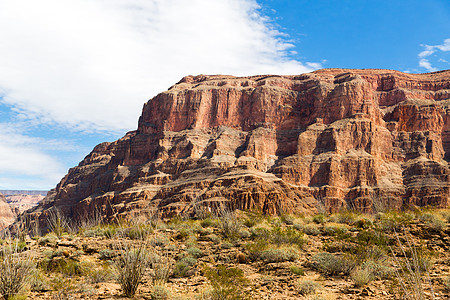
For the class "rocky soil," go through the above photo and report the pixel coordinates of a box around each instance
[4,208,449,299]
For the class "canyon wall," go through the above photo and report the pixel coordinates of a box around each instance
[26,69,450,224]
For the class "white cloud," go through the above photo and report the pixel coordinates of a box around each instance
[418,38,450,71]
[0,0,317,134]
[0,124,67,189]
[419,58,438,72]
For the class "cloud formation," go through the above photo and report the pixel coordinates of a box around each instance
[0,123,67,189]
[0,0,316,134]
[418,38,450,72]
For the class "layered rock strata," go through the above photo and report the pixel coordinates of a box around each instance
[0,193,16,230]
[27,69,450,224]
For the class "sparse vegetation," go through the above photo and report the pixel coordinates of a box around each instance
[113,243,149,297]
[2,207,448,299]
[203,264,250,300]
[0,242,33,300]
[297,279,321,295]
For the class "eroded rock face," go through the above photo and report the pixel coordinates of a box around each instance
[0,193,16,230]
[27,69,450,223]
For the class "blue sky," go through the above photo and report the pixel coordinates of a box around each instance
[0,0,449,190]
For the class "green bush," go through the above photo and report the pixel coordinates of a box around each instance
[98,249,115,261]
[329,211,358,225]
[201,218,216,228]
[260,246,298,263]
[186,247,203,258]
[375,211,413,232]
[270,226,306,247]
[297,279,321,295]
[419,213,446,231]
[312,214,327,224]
[323,224,348,236]
[114,245,149,297]
[280,214,295,225]
[244,240,268,261]
[151,284,170,300]
[203,265,250,300]
[290,265,304,276]
[311,253,356,276]
[0,241,33,300]
[351,266,374,287]
[301,224,321,236]
[172,256,196,278]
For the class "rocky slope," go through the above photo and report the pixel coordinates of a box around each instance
[27,69,450,224]
[0,193,16,230]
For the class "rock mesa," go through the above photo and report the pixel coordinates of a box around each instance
[26,69,450,224]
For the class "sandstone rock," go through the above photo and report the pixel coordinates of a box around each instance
[0,193,16,230]
[22,69,450,227]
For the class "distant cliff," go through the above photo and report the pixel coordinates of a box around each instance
[25,69,450,225]
[0,193,16,230]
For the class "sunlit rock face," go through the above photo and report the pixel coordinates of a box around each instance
[0,193,15,230]
[25,69,450,225]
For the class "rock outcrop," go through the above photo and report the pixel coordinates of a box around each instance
[0,193,16,230]
[27,69,450,224]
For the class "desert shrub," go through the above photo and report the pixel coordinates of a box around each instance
[29,269,50,292]
[47,208,71,238]
[113,244,149,297]
[243,218,257,228]
[311,253,356,276]
[87,264,114,283]
[351,266,374,287]
[360,259,393,279]
[201,218,216,228]
[418,213,446,231]
[244,240,268,261]
[98,249,115,261]
[280,214,295,225]
[270,226,306,247]
[207,234,220,244]
[150,236,170,247]
[151,284,170,300]
[438,210,450,223]
[356,229,388,247]
[0,240,33,300]
[239,228,251,239]
[354,216,373,229]
[60,259,89,276]
[203,265,250,300]
[260,246,298,263]
[186,247,203,258]
[50,275,75,300]
[123,224,153,240]
[390,230,436,299]
[149,253,171,285]
[323,223,348,236]
[297,279,321,295]
[220,242,234,249]
[172,256,196,278]
[444,275,450,292]
[312,214,327,224]
[218,208,241,240]
[38,234,58,246]
[376,211,414,232]
[290,265,304,276]
[84,224,118,238]
[329,210,359,225]
[249,227,271,240]
[301,224,321,236]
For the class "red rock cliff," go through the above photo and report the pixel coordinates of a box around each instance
[27,69,450,223]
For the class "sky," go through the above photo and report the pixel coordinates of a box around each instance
[0,0,449,190]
